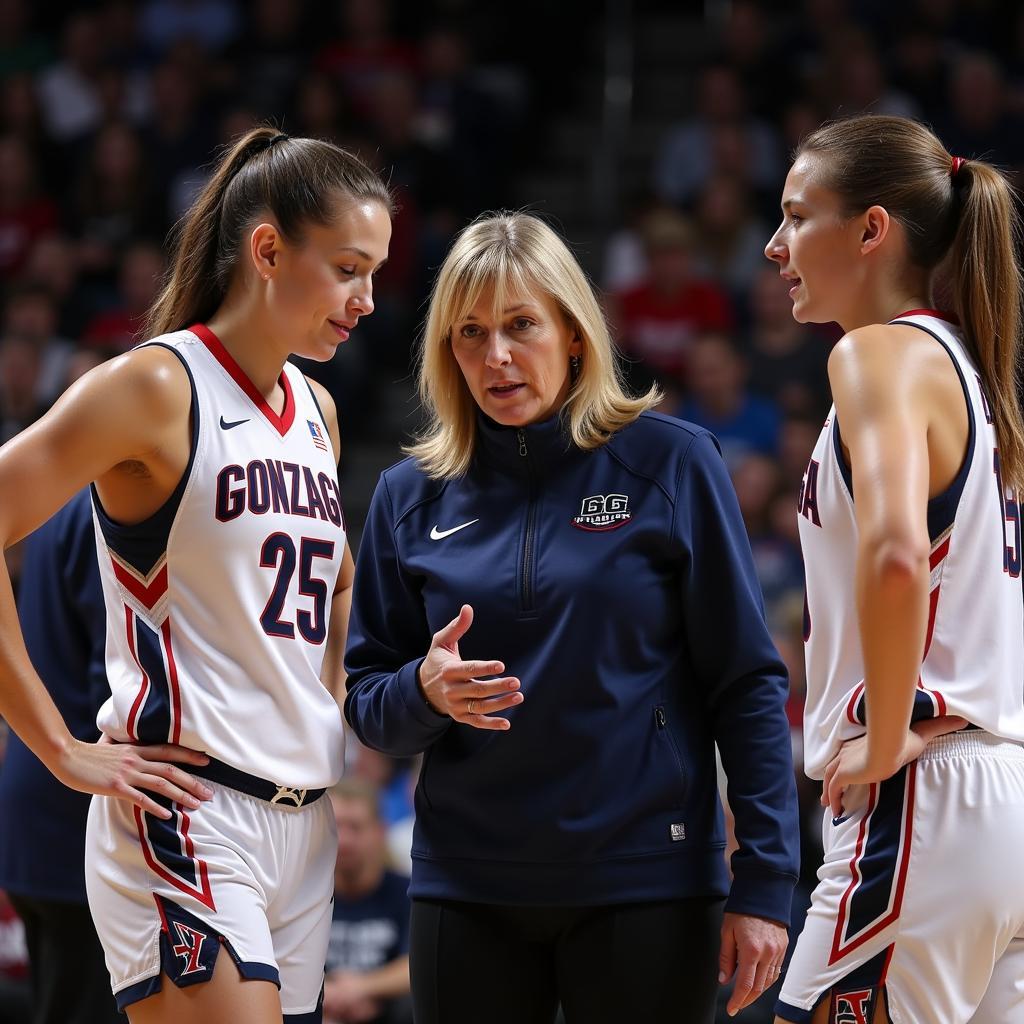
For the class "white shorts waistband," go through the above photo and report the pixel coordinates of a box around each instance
[919,728,1024,761]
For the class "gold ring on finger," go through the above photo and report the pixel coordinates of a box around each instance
[467,698,476,715]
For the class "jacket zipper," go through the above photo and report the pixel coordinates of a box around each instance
[517,429,537,613]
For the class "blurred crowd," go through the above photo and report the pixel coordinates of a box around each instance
[1,0,1023,1020]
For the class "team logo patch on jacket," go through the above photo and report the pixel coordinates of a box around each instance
[571,494,632,531]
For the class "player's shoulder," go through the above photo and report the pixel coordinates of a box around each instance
[74,337,192,419]
[828,319,954,391]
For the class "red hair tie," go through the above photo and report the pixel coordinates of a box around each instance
[950,155,967,179]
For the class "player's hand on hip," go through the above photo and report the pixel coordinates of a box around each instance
[718,911,788,1016]
[52,737,215,820]
[417,604,522,730]
[822,715,968,817]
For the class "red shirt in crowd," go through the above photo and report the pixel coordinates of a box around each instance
[615,280,733,380]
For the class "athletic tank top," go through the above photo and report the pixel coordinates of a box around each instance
[93,325,346,788]
[798,311,1024,779]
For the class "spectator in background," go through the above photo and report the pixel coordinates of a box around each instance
[0,0,50,80]
[325,779,412,1024]
[731,453,804,611]
[316,0,417,123]
[71,121,159,281]
[139,0,241,57]
[653,63,781,206]
[777,414,824,494]
[889,23,948,123]
[141,56,218,228]
[0,134,58,277]
[816,28,920,120]
[0,335,45,443]
[938,50,1024,173]
[2,284,74,406]
[714,0,792,119]
[743,266,831,418]
[21,233,92,340]
[0,74,60,197]
[0,490,121,1024]
[81,239,165,353]
[418,26,512,214]
[223,0,310,119]
[692,173,769,312]
[292,69,353,146]
[676,332,781,470]
[610,208,733,389]
[36,12,142,145]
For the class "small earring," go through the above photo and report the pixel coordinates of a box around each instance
[262,273,270,281]
[569,354,582,382]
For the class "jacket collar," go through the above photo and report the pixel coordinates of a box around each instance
[474,409,576,471]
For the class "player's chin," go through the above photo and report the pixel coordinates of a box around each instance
[296,335,343,362]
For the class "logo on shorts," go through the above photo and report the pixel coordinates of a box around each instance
[171,922,208,976]
[271,786,308,806]
[571,494,632,531]
[831,988,875,1024]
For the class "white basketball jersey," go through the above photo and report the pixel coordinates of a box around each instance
[93,325,346,789]
[798,311,1024,779]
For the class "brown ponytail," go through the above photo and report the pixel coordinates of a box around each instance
[948,160,1024,490]
[797,115,1024,490]
[144,126,393,339]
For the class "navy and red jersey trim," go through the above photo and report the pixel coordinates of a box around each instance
[190,322,295,436]
[891,308,959,325]
[91,342,200,577]
[829,765,916,965]
[134,795,214,911]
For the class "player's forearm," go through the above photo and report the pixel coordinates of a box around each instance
[0,551,72,765]
[856,535,930,773]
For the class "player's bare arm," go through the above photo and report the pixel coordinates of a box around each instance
[0,345,212,818]
[829,325,933,779]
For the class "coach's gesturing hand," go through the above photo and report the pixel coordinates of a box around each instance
[417,604,522,730]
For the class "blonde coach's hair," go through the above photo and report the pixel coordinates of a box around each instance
[406,212,659,479]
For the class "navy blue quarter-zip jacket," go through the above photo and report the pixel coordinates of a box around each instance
[345,411,799,923]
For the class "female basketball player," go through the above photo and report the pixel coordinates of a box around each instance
[0,127,392,1022]
[766,115,1024,1023]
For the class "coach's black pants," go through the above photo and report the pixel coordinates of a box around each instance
[410,896,724,1024]
[8,893,122,1024]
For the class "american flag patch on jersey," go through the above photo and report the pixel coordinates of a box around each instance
[307,420,328,452]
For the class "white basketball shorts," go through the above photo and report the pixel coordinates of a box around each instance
[777,730,1024,1024]
[85,772,336,1019]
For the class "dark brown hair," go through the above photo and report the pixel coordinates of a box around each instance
[145,126,393,338]
[797,114,1024,490]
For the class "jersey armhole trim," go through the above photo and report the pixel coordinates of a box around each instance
[890,319,976,542]
[91,342,200,576]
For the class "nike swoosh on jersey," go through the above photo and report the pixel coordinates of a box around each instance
[429,519,479,541]
[219,416,250,430]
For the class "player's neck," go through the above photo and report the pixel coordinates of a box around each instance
[839,284,932,333]
[205,299,291,403]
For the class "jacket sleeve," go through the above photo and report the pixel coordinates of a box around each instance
[674,432,800,924]
[343,473,451,756]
